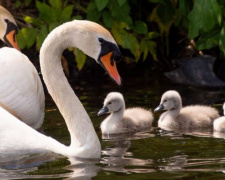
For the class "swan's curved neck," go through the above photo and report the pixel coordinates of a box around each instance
[40,21,100,157]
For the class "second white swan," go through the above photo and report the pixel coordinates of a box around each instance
[0,5,45,129]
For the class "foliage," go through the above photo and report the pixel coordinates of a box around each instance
[17,0,74,49]
[12,0,225,70]
[188,0,225,56]
[16,0,86,69]
[86,0,158,62]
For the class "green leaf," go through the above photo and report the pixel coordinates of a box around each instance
[110,0,132,25]
[48,0,62,8]
[87,1,96,11]
[36,1,53,23]
[188,0,222,39]
[112,23,138,50]
[24,16,42,26]
[95,0,109,11]
[117,0,126,6]
[121,16,133,26]
[102,11,113,28]
[147,32,161,39]
[195,28,220,50]
[179,0,192,16]
[147,41,157,61]
[111,22,140,60]
[17,32,26,50]
[48,22,61,32]
[36,25,48,50]
[140,31,159,61]
[157,0,175,24]
[140,39,157,61]
[140,40,149,60]
[87,2,101,21]
[17,28,37,49]
[36,1,60,23]
[149,5,173,34]
[134,21,148,35]
[74,49,86,70]
[219,25,225,56]
[60,5,74,20]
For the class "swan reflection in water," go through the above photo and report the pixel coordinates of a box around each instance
[101,131,156,174]
[0,154,100,180]
[0,131,155,179]
[3,128,225,179]
[213,131,225,139]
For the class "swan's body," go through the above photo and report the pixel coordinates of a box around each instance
[98,92,153,134]
[0,5,45,129]
[213,103,225,132]
[0,20,121,158]
[0,48,45,129]
[155,90,219,131]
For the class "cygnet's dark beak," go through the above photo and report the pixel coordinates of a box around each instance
[154,104,164,112]
[97,106,109,116]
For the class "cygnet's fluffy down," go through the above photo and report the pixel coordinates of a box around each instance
[98,92,153,134]
[154,90,219,131]
[213,103,225,132]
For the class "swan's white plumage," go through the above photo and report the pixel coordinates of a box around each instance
[213,103,225,132]
[0,48,45,129]
[0,6,45,129]
[0,20,121,159]
[155,90,219,131]
[0,106,73,157]
[99,92,153,134]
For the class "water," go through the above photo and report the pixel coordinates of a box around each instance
[1,65,225,179]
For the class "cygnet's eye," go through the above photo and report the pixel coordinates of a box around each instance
[98,38,105,44]
[164,100,167,103]
[108,102,112,105]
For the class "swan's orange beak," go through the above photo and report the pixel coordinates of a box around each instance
[100,52,122,85]
[5,30,20,51]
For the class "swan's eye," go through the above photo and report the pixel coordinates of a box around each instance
[108,102,112,105]
[98,38,105,44]
[164,100,167,103]
[4,19,9,23]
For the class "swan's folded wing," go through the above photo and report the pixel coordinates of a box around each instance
[0,48,45,127]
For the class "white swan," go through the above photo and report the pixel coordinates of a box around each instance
[154,90,219,131]
[0,5,45,129]
[213,103,225,132]
[98,92,153,134]
[0,6,19,50]
[0,20,121,159]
